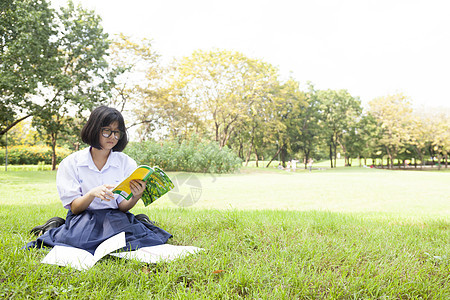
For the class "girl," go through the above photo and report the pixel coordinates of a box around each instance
[27,106,171,254]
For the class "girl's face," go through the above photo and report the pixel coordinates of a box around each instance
[99,121,121,150]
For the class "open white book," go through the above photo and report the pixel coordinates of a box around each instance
[41,232,203,270]
[41,232,126,271]
[109,244,204,263]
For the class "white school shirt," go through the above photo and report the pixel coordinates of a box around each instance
[56,147,137,210]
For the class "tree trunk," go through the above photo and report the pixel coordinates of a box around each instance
[215,122,220,144]
[51,132,57,171]
[337,138,347,167]
[281,148,286,167]
[334,146,337,168]
[386,147,393,169]
[4,132,8,171]
[238,141,244,159]
[220,118,237,149]
[266,145,283,168]
[244,137,254,167]
[329,141,333,168]
[303,149,310,169]
[430,147,435,167]
[333,135,337,168]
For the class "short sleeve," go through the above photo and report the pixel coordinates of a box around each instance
[56,157,82,209]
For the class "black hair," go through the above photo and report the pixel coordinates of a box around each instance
[81,106,128,152]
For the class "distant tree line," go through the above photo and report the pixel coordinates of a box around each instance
[2,0,449,170]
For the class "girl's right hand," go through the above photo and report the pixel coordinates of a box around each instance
[89,184,115,201]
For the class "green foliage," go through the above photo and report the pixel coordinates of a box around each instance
[316,88,362,168]
[0,0,57,135]
[0,145,71,165]
[125,137,242,173]
[156,49,280,147]
[1,0,116,170]
[31,1,116,170]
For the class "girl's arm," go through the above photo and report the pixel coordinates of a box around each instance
[118,180,146,212]
[70,184,115,214]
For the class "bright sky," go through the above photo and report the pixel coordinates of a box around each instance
[50,0,450,109]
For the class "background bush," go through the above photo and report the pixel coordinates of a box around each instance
[125,137,242,173]
[0,145,72,165]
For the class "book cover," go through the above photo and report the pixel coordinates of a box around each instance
[112,165,174,206]
[141,166,175,206]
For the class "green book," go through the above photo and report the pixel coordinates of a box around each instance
[112,165,174,206]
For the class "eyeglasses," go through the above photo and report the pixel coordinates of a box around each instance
[101,127,124,140]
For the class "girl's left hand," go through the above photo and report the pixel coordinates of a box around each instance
[130,179,146,199]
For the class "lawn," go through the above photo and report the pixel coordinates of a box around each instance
[0,167,449,299]
[153,165,450,218]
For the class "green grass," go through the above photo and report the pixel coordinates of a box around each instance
[0,167,449,299]
[152,165,450,218]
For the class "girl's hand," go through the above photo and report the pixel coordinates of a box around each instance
[118,180,146,212]
[130,180,146,199]
[89,184,115,201]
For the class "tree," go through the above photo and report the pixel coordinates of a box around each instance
[0,0,57,136]
[351,114,380,166]
[232,65,282,167]
[171,50,280,148]
[368,94,413,168]
[107,34,160,113]
[32,1,114,170]
[428,110,450,169]
[136,87,203,140]
[264,79,309,168]
[107,35,204,141]
[316,89,362,168]
[293,83,322,169]
[410,112,434,168]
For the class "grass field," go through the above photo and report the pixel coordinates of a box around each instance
[0,166,449,299]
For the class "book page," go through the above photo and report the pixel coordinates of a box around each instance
[42,245,95,271]
[110,244,203,264]
[92,232,126,263]
[41,232,126,271]
[110,248,160,263]
[140,244,203,260]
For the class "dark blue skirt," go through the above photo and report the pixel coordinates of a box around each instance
[26,209,172,255]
